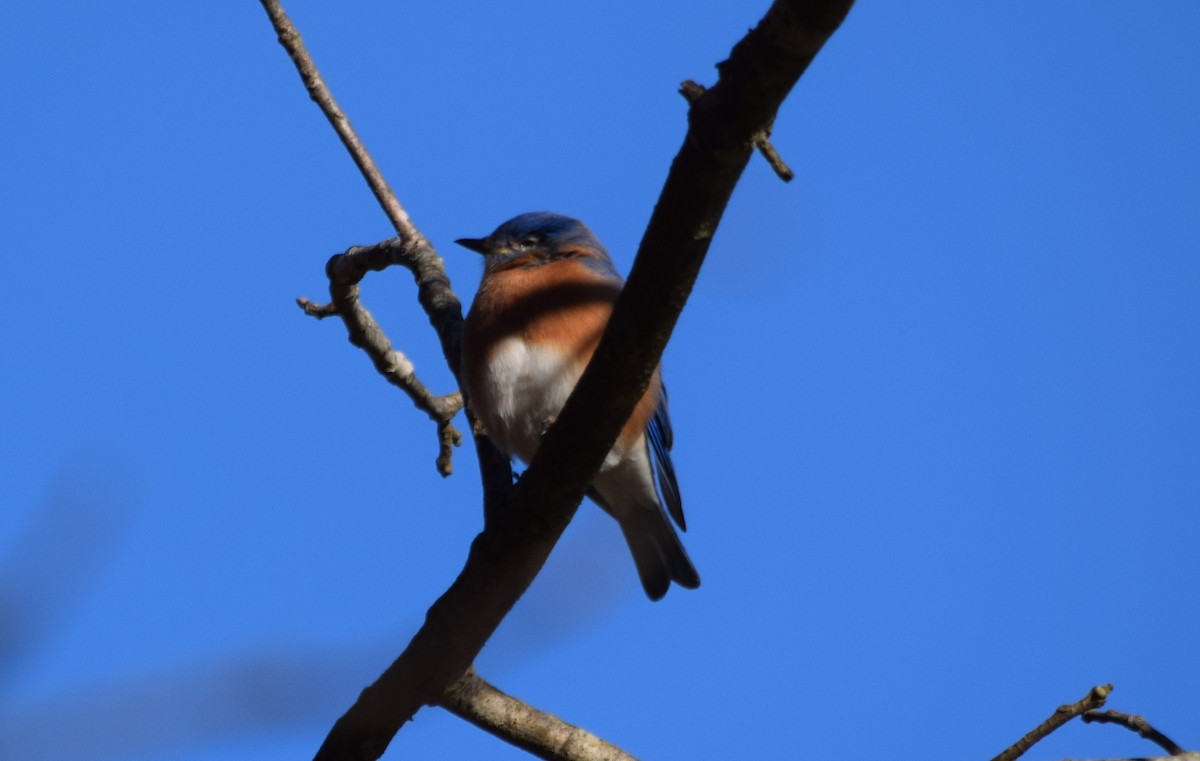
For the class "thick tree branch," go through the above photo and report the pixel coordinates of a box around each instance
[991,684,1113,761]
[440,669,639,761]
[303,2,855,760]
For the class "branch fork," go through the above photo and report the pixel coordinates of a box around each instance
[260,0,856,757]
[298,238,465,476]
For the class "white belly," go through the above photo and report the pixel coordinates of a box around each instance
[472,336,658,516]
[474,337,582,464]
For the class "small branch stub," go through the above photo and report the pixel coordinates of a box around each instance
[297,297,339,319]
[679,79,795,182]
[751,127,795,181]
[437,419,463,477]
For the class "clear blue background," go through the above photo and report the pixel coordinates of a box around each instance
[2,2,1197,760]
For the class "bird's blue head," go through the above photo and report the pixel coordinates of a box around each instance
[455,212,619,277]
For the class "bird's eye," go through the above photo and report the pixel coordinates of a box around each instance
[517,235,540,249]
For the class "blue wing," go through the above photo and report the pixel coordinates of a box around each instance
[646,383,685,530]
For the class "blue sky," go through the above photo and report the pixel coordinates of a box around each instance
[2,2,1198,760]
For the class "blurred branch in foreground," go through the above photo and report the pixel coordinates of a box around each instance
[0,506,623,760]
[0,643,383,761]
[0,451,137,694]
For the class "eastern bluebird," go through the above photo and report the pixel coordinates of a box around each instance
[457,212,700,600]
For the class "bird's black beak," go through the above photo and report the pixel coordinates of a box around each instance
[454,237,490,255]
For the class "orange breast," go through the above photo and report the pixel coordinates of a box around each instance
[462,257,663,458]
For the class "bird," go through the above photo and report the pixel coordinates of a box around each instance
[457,212,699,600]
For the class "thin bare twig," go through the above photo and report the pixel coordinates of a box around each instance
[321,242,465,421]
[440,669,640,761]
[1082,709,1186,756]
[259,0,420,243]
[991,684,1113,761]
[298,240,465,475]
[262,0,470,475]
